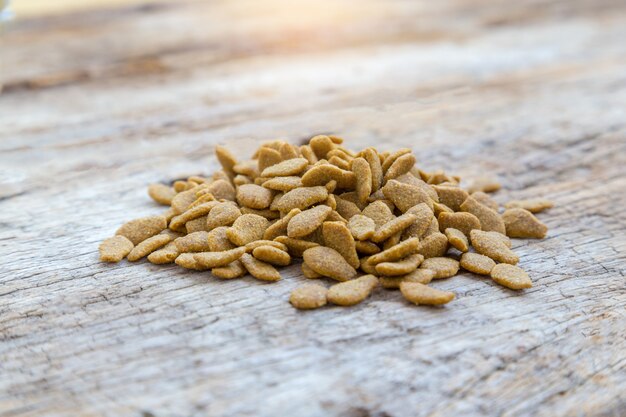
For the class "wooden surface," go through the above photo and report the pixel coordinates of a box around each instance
[1,1,626,416]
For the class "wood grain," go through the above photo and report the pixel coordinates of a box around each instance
[1,1,625,416]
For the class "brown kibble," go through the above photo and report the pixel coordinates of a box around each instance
[303,246,357,281]
[227,214,270,246]
[395,174,439,202]
[257,147,283,173]
[275,186,328,212]
[309,135,335,159]
[460,196,505,234]
[240,207,280,220]
[470,229,518,265]
[207,226,236,251]
[174,231,211,253]
[234,175,253,186]
[433,185,468,212]
[240,253,281,282]
[233,160,259,177]
[466,176,501,194]
[175,253,208,270]
[279,142,300,160]
[502,208,548,238]
[263,208,301,240]
[327,275,378,306]
[115,215,167,245]
[194,247,246,269]
[355,241,381,255]
[261,157,309,177]
[301,164,355,189]
[212,260,246,279]
[362,147,383,193]
[402,203,434,239]
[472,191,499,212]
[300,145,318,164]
[351,157,372,205]
[302,262,322,279]
[185,216,209,233]
[359,257,378,275]
[287,205,332,238]
[490,263,532,289]
[438,211,481,238]
[433,202,454,216]
[236,184,273,209]
[322,221,360,269]
[99,236,134,262]
[384,153,416,181]
[215,145,237,179]
[207,179,235,201]
[335,196,361,220]
[505,198,554,213]
[262,176,303,192]
[372,213,417,243]
[127,234,172,261]
[381,148,411,173]
[379,268,435,289]
[290,284,328,309]
[252,245,291,266]
[417,232,449,259]
[206,202,241,230]
[148,183,176,205]
[244,240,288,253]
[444,228,469,252]
[274,236,319,258]
[460,252,495,275]
[169,201,218,232]
[400,282,455,305]
[420,257,459,279]
[328,155,350,170]
[367,237,420,265]
[361,200,395,229]
[375,254,423,276]
[147,242,180,264]
[382,180,433,213]
[347,215,376,241]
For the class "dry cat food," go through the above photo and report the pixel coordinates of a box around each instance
[99,135,553,309]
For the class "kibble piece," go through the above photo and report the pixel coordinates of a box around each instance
[148,183,176,205]
[207,226,237,251]
[381,148,411,173]
[174,231,212,253]
[384,153,416,181]
[169,202,218,231]
[240,207,280,220]
[361,200,395,229]
[485,231,512,248]
[445,228,469,252]
[472,191,499,212]
[502,208,548,239]
[303,246,357,282]
[460,252,495,275]
[275,186,328,212]
[206,202,242,230]
[309,135,335,159]
[505,198,554,213]
[208,179,236,201]
[329,155,350,170]
[362,147,383,192]
[302,262,322,279]
[290,284,328,309]
[347,215,376,241]
[279,142,300,160]
[433,185,469,212]
[263,208,301,240]
[379,268,435,289]
[287,205,332,238]
[127,234,172,261]
[175,253,209,270]
[99,236,134,262]
[420,257,460,279]
[490,263,532,289]
[236,184,273,210]
[416,232,448,259]
[351,157,372,205]
[372,213,417,243]
[322,221,360,269]
[301,164,356,189]
[187,192,216,210]
[147,242,180,264]
[466,176,501,194]
[355,241,381,255]
[327,275,378,306]
[261,157,309,177]
[470,229,518,265]
[185,216,209,233]
[171,187,200,214]
[252,245,291,266]
[400,282,455,305]
[115,215,167,245]
[274,236,319,258]
[257,147,283,172]
[244,240,288,252]
[234,175,253,186]
[227,214,270,246]
[382,180,433,213]
[366,237,420,265]
[212,260,246,279]
[460,196,506,234]
[438,211,481,238]
[233,160,259,177]
[240,253,281,282]
[335,196,361,220]
[215,145,237,179]
[375,254,423,276]
[262,176,303,192]
[402,203,434,239]
[395,173,440,202]
[194,247,246,269]
[433,202,454,216]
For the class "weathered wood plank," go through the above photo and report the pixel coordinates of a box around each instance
[1,1,625,416]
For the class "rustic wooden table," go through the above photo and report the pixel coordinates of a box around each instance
[1,1,625,416]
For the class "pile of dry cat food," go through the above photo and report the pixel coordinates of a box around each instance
[99,135,552,309]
